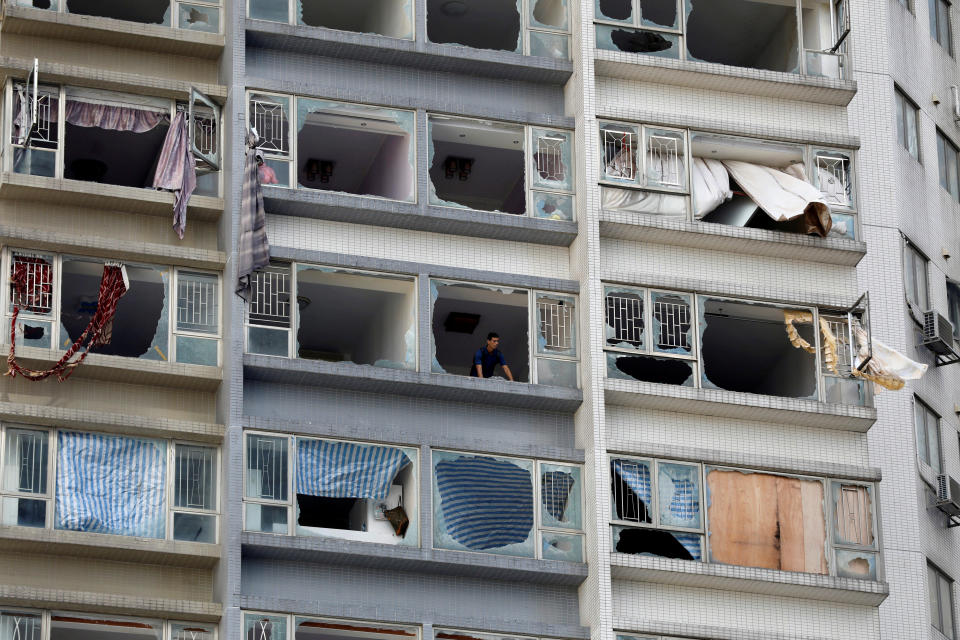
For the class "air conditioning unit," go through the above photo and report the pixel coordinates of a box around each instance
[935,474,960,526]
[922,310,960,366]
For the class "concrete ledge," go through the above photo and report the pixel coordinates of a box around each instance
[0,583,221,620]
[610,553,888,607]
[0,172,223,223]
[0,223,225,270]
[263,188,578,247]
[240,415,584,463]
[3,344,222,391]
[604,378,876,431]
[245,19,573,85]
[599,210,867,267]
[242,532,587,586]
[0,55,227,101]
[0,400,223,443]
[0,527,220,569]
[594,50,857,107]
[244,355,583,412]
[1,4,224,59]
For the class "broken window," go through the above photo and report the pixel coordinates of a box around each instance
[296,619,416,640]
[426,0,570,59]
[610,457,703,560]
[1,426,49,528]
[595,0,848,78]
[50,615,162,640]
[433,450,583,560]
[604,286,695,386]
[245,263,293,357]
[705,467,828,574]
[831,481,877,580]
[248,92,292,188]
[18,0,222,31]
[430,116,575,220]
[7,252,55,351]
[297,0,413,38]
[243,431,419,546]
[431,280,579,387]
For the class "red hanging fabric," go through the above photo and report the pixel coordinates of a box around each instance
[6,263,129,382]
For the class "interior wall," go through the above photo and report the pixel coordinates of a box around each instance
[358,134,414,201]
[355,287,413,366]
[425,0,521,52]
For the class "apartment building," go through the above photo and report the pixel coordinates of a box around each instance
[0,1,958,640]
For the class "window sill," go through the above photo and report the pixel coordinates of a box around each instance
[0,172,224,223]
[245,19,573,85]
[242,531,587,586]
[609,553,888,607]
[593,49,858,107]
[1,4,225,58]
[0,525,220,568]
[261,186,578,247]
[3,344,222,391]
[603,377,877,431]
[243,354,583,412]
[0,583,221,621]
[599,209,867,267]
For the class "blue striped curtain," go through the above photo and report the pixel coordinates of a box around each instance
[672,532,702,561]
[55,431,167,538]
[435,455,534,551]
[296,439,409,500]
[541,471,575,522]
[611,459,652,505]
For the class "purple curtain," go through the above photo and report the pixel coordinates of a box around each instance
[65,100,165,133]
[152,111,196,239]
[236,131,270,300]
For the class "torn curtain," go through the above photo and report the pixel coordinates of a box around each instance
[237,131,271,301]
[153,111,197,239]
[295,439,409,501]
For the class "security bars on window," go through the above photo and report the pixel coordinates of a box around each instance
[11,430,47,494]
[192,111,218,158]
[822,314,854,376]
[536,135,566,182]
[11,254,52,314]
[612,459,649,524]
[174,445,216,510]
[653,296,691,351]
[605,293,644,347]
[647,133,683,189]
[816,154,851,207]
[172,629,211,640]
[252,100,288,155]
[249,267,291,327]
[177,274,218,334]
[538,299,573,350]
[249,436,286,501]
[603,128,637,180]
[0,613,41,640]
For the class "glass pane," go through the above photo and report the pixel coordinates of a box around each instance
[176,335,218,366]
[916,400,931,465]
[536,294,576,356]
[3,428,48,494]
[832,483,873,546]
[11,317,51,351]
[172,624,214,640]
[928,409,942,472]
[0,612,42,640]
[645,128,686,191]
[173,512,217,543]
[941,574,955,638]
[651,291,692,355]
[536,357,578,388]
[532,191,574,220]
[531,128,573,191]
[175,444,216,510]
[245,614,287,640]
[177,272,219,334]
[896,93,906,150]
[13,148,55,177]
[540,463,582,529]
[596,24,680,57]
[835,549,877,580]
[0,496,45,527]
[931,565,943,631]
[815,151,854,209]
[657,462,701,529]
[9,253,53,315]
[180,4,220,31]
[605,286,644,350]
[245,433,288,500]
[601,123,641,184]
[541,531,583,562]
[249,0,288,22]
[529,30,570,59]
[249,94,291,156]
[247,326,289,356]
[249,265,292,327]
[805,50,842,79]
[830,212,857,240]
[905,104,919,158]
[261,158,290,186]
[244,502,288,534]
[610,458,652,523]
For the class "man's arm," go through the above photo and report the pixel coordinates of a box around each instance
[502,364,514,382]
[475,364,484,378]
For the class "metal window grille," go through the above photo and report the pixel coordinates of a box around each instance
[822,315,854,376]
[249,620,274,640]
[836,484,871,546]
[603,128,636,180]
[192,110,218,158]
[249,267,291,328]
[173,629,211,640]
[252,100,288,156]
[10,254,53,314]
[12,89,56,147]
[178,272,219,334]
[175,444,216,510]
[653,296,691,351]
[535,135,566,182]
[0,614,41,640]
[611,460,651,524]
[11,430,47,494]
[538,299,573,351]
[248,436,286,501]
[816,154,851,207]
[647,134,683,188]
[605,293,643,348]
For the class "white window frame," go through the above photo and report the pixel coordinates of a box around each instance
[244,0,417,40]
[1,248,222,367]
[13,0,224,33]
[915,395,943,473]
[0,424,220,543]
[904,238,930,315]
[929,562,957,639]
[173,268,223,367]
[242,612,420,640]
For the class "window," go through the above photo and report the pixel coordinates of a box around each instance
[930,563,956,639]
[17,0,221,31]
[432,450,583,560]
[426,0,571,58]
[0,424,219,541]
[429,116,576,220]
[4,249,221,366]
[249,0,414,39]
[594,0,849,78]
[830,481,879,579]
[948,281,960,340]
[939,129,960,199]
[603,285,872,406]
[931,0,954,54]
[904,240,930,312]
[1,612,214,640]
[915,396,942,472]
[243,432,420,546]
[8,82,221,196]
[244,613,416,640]
[896,88,920,159]
[598,123,859,240]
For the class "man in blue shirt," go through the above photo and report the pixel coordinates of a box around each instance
[471,332,514,381]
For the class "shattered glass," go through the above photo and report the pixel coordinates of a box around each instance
[529,30,570,59]
[541,531,583,561]
[657,462,701,529]
[297,0,414,39]
[595,24,679,57]
[532,191,574,220]
[530,0,568,30]
[606,352,694,386]
[531,128,573,192]
[249,0,288,22]
[611,524,702,560]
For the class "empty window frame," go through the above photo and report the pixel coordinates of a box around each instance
[429,115,575,220]
[948,281,960,340]
[3,249,221,366]
[426,0,571,59]
[915,396,942,472]
[0,424,219,542]
[243,432,419,545]
[248,0,413,39]
[2,612,215,640]
[5,81,222,195]
[930,0,954,54]
[244,262,417,371]
[244,613,418,640]
[595,0,850,78]
[430,279,579,387]
[246,91,416,202]
[930,563,957,639]
[904,239,930,313]
[938,129,960,199]
[15,0,221,32]
[609,456,704,561]
[598,123,858,239]
[432,449,583,560]
[895,87,920,159]
[830,481,879,580]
